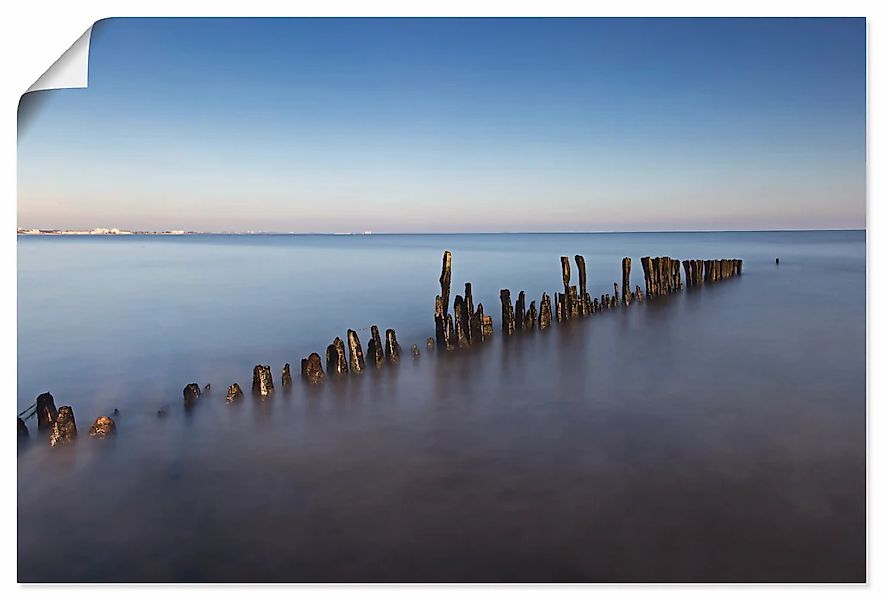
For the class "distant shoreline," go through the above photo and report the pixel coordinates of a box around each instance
[16,228,867,237]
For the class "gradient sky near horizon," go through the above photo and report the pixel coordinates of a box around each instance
[18,17,866,232]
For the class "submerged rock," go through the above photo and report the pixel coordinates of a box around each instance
[49,406,77,447]
[89,416,116,438]
[303,352,325,384]
[183,383,201,406]
[36,392,57,431]
[226,383,244,403]
[156,408,168,418]
[252,365,274,396]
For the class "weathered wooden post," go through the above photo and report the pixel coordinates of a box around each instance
[35,392,57,431]
[326,337,349,375]
[454,295,469,347]
[500,289,515,335]
[367,325,385,367]
[435,251,454,350]
[622,257,632,305]
[252,365,274,396]
[515,291,526,330]
[282,363,293,387]
[471,304,485,343]
[526,300,537,330]
[464,282,475,342]
[635,286,644,302]
[385,329,402,363]
[575,255,588,315]
[347,329,366,374]
[737,259,743,275]
[183,383,201,406]
[614,282,620,306]
[226,383,243,402]
[640,257,652,298]
[539,293,552,330]
[89,416,116,438]
[560,257,571,320]
[303,353,325,383]
[49,406,77,447]
[18,418,28,439]
[480,304,494,337]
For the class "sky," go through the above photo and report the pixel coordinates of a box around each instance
[17,17,866,232]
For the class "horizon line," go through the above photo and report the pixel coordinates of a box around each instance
[16,227,867,236]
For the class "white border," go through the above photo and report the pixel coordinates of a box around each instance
[3,1,876,598]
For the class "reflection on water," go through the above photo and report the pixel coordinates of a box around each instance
[17,231,865,582]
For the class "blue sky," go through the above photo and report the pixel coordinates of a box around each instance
[17,17,866,232]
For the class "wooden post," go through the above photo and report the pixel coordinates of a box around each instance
[252,366,274,396]
[526,300,537,329]
[49,406,77,447]
[282,363,293,387]
[539,293,552,330]
[35,392,57,431]
[560,256,571,320]
[439,250,452,315]
[515,291,526,330]
[367,325,385,367]
[303,353,325,383]
[454,294,469,347]
[385,329,402,363]
[226,383,243,402]
[326,337,349,375]
[635,286,644,302]
[471,303,485,343]
[464,282,475,342]
[347,329,366,374]
[575,255,588,316]
[500,289,515,335]
[614,282,620,306]
[622,257,632,305]
[183,383,201,406]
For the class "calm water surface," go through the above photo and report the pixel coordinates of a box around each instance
[17,231,866,582]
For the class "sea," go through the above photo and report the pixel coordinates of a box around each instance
[17,230,866,582]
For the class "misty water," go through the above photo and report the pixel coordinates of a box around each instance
[17,231,865,582]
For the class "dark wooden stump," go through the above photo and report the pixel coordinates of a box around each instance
[367,325,385,367]
[539,293,552,330]
[515,291,526,330]
[49,406,77,447]
[35,392,58,431]
[526,300,537,330]
[385,329,402,363]
[347,329,366,373]
[226,383,243,402]
[500,289,515,335]
[326,337,349,375]
[89,416,116,438]
[252,365,274,396]
[303,353,325,383]
[183,383,201,406]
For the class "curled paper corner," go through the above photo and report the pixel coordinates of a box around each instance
[26,25,93,93]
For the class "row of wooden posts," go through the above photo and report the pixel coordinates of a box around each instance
[19,250,742,447]
[433,251,743,349]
